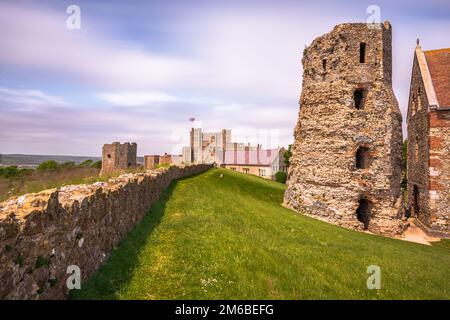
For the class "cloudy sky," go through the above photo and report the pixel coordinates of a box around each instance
[0,0,449,156]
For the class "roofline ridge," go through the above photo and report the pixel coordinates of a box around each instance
[415,45,440,108]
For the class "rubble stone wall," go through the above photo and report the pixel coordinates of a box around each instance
[284,22,404,235]
[0,164,211,299]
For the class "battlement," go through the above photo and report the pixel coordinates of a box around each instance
[302,22,392,86]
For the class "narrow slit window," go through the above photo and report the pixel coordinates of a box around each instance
[359,42,366,63]
[322,59,327,71]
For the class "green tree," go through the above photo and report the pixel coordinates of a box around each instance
[0,166,20,178]
[90,160,102,169]
[60,161,76,169]
[37,160,59,171]
[78,159,93,167]
[283,145,292,166]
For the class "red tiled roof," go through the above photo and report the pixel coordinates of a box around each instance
[424,48,450,107]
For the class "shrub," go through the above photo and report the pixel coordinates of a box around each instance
[90,160,102,169]
[78,160,93,167]
[0,166,20,178]
[283,145,292,166]
[275,171,287,184]
[0,166,32,178]
[60,161,76,169]
[37,160,59,171]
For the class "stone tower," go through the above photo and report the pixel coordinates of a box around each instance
[284,22,404,235]
[100,142,137,175]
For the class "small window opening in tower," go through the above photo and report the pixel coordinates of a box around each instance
[356,146,370,169]
[353,89,364,109]
[413,185,420,216]
[417,89,422,110]
[128,162,132,167]
[356,198,371,229]
[359,42,366,63]
[322,59,327,71]
[107,154,111,158]
[414,137,419,162]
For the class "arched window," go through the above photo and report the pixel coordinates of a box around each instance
[356,146,370,169]
[353,89,364,109]
[356,198,371,229]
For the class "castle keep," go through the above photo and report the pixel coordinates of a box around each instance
[284,22,404,235]
[100,142,137,175]
[406,43,450,237]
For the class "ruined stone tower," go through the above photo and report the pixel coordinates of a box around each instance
[284,22,404,235]
[100,142,137,175]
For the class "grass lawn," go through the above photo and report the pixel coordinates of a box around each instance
[71,168,450,299]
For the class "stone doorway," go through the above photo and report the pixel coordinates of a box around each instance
[356,198,371,229]
[413,185,420,216]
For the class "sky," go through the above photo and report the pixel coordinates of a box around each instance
[0,0,449,156]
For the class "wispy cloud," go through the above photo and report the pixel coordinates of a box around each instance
[97,91,179,106]
[0,2,198,90]
[0,87,69,106]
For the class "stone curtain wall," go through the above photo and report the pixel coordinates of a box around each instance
[284,22,405,236]
[0,164,211,299]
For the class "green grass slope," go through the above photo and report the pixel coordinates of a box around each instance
[72,168,450,299]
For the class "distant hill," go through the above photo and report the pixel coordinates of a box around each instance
[0,154,144,166]
[0,154,100,166]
